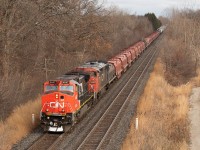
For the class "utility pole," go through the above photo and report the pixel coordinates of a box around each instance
[44,58,56,80]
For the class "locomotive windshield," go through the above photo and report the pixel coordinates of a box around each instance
[60,85,74,95]
[45,85,58,92]
[60,86,73,92]
[44,83,74,95]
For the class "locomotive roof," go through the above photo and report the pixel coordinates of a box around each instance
[57,74,84,81]
[78,61,108,71]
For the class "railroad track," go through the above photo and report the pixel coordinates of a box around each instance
[76,46,158,150]
[27,133,60,150]
[27,126,71,150]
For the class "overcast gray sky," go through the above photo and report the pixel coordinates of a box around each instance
[104,0,200,16]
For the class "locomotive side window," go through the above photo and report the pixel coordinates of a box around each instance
[45,85,58,92]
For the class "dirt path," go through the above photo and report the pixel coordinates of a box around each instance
[189,87,200,150]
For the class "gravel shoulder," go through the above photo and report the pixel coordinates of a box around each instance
[189,87,200,150]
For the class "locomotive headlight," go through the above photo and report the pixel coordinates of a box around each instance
[47,116,50,119]
[62,109,65,112]
[56,94,59,99]
[46,109,49,112]
[50,121,53,126]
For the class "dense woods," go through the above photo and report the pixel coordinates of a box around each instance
[0,0,154,120]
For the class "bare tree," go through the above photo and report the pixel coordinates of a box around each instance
[161,9,200,85]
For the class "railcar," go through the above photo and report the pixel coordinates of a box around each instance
[145,31,160,45]
[135,41,146,54]
[108,58,123,79]
[114,54,128,72]
[157,25,167,33]
[120,51,132,67]
[124,49,136,63]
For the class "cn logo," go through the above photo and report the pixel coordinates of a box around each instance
[50,101,64,108]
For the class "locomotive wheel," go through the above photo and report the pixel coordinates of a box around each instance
[77,111,81,118]
[105,85,109,90]
[71,113,77,126]
[43,125,48,133]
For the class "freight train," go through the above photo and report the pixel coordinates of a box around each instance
[40,26,165,132]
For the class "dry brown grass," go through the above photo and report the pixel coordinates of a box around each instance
[191,69,200,87]
[0,96,41,150]
[0,60,199,150]
[121,59,192,150]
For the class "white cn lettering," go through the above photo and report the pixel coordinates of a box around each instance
[50,102,64,108]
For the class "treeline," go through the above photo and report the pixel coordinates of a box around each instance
[0,0,154,119]
[160,9,200,85]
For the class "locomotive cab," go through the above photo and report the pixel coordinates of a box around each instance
[40,74,92,132]
[74,61,111,99]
